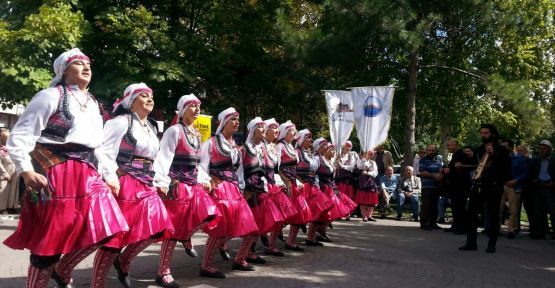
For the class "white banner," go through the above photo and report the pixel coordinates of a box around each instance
[324,90,355,154]
[351,86,395,152]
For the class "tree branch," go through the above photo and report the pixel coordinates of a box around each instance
[419,64,488,82]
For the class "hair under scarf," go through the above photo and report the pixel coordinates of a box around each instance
[295,129,311,148]
[312,137,328,153]
[216,107,239,135]
[50,48,91,88]
[170,94,202,125]
[112,83,153,113]
[278,120,295,141]
[264,118,279,130]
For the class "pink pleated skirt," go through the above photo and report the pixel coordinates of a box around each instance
[337,182,356,201]
[105,174,174,248]
[163,182,221,240]
[355,190,379,205]
[206,181,259,238]
[251,193,286,234]
[287,183,312,225]
[4,160,129,256]
[303,182,334,222]
[267,184,297,221]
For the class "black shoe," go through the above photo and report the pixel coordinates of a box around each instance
[486,246,496,253]
[420,225,432,231]
[305,240,324,246]
[380,214,387,219]
[431,224,443,230]
[368,217,377,222]
[481,229,489,234]
[328,223,333,229]
[246,256,267,264]
[219,249,231,261]
[396,215,402,221]
[185,247,198,258]
[362,218,368,222]
[285,244,304,252]
[113,257,131,288]
[300,225,307,234]
[345,217,351,221]
[264,249,285,257]
[232,262,256,271]
[155,274,180,288]
[437,217,446,224]
[51,271,74,288]
[458,244,478,251]
[530,234,545,239]
[507,232,516,239]
[444,228,454,232]
[260,235,269,247]
[199,268,225,279]
[277,234,285,242]
[316,234,332,243]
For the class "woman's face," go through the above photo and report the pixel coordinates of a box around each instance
[253,123,266,143]
[63,60,92,87]
[326,147,335,159]
[266,125,279,142]
[223,115,240,134]
[183,103,201,125]
[130,92,154,116]
[285,128,296,143]
[301,135,313,149]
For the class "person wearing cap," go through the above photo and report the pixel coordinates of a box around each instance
[151,94,220,287]
[295,131,334,247]
[240,117,287,265]
[198,107,259,278]
[529,139,555,239]
[336,141,359,203]
[459,124,510,253]
[276,122,312,252]
[356,150,380,221]
[92,83,174,288]
[261,119,296,256]
[3,48,129,288]
[315,142,357,242]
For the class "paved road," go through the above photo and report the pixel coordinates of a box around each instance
[1,215,554,288]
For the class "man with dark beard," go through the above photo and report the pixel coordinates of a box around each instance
[459,124,510,253]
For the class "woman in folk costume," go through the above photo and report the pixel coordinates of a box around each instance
[314,142,357,242]
[336,141,359,203]
[295,131,334,247]
[261,118,296,257]
[276,122,312,252]
[240,117,286,264]
[198,107,259,278]
[92,83,174,288]
[356,150,380,222]
[152,94,220,288]
[3,48,128,288]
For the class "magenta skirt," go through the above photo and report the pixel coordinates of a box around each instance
[251,193,286,234]
[163,182,221,241]
[206,181,258,238]
[355,190,379,205]
[267,184,297,221]
[337,182,356,201]
[287,184,312,225]
[303,182,334,222]
[105,174,174,248]
[4,160,128,256]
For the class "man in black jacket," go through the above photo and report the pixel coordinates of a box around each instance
[444,139,471,234]
[459,124,511,253]
[528,140,555,239]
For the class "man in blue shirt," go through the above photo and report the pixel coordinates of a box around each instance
[500,139,528,239]
[379,166,400,218]
[418,144,444,230]
[529,140,555,239]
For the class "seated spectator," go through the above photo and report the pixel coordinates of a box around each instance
[379,166,400,218]
[398,166,421,221]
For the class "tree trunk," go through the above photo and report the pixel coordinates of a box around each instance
[402,49,418,169]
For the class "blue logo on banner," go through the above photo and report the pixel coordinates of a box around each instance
[364,96,383,117]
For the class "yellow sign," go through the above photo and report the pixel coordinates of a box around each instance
[193,114,212,143]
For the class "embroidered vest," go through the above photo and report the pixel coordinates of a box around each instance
[209,136,239,185]
[242,142,266,194]
[278,141,297,182]
[317,155,334,186]
[296,148,316,184]
[169,124,201,185]
[263,142,278,184]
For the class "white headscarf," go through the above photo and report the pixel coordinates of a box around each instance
[264,118,279,130]
[344,140,353,148]
[50,48,91,87]
[313,137,328,153]
[246,117,265,144]
[177,94,201,118]
[295,129,311,148]
[278,120,295,141]
[216,107,239,135]
[112,83,152,113]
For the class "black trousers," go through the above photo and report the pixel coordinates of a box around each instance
[531,185,555,237]
[450,186,469,232]
[420,187,440,227]
[466,184,502,247]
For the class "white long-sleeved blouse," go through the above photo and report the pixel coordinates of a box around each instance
[199,134,244,189]
[7,86,104,173]
[357,158,379,177]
